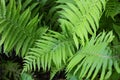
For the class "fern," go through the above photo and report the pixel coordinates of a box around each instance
[0,61,21,80]
[105,0,120,20]
[23,0,118,79]
[66,32,120,80]
[23,31,75,72]
[0,0,47,57]
[1,0,120,80]
[54,0,107,47]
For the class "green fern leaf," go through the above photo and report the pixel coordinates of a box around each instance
[23,31,75,72]
[0,0,47,57]
[105,0,120,20]
[66,31,116,80]
[55,0,107,46]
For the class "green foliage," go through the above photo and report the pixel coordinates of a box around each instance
[0,0,120,80]
[67,32,115,80]
[20,72,33,80]
[23,31,75,72]
[0,61,21,80]
[51,0,107,47]
[113,24,120,38]
[105,0,120,20]
[0,0,47,57]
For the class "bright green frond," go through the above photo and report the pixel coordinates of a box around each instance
[55,0,107,46]
[1,0,120,80]
[66,31,117,80]
[23,31,75,72]
[0,0,47,57]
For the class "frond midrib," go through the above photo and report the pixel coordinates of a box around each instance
[0,17,38,39]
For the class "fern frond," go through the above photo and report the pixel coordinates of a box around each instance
[55,0,107,46]
[105,0,120,20]
[66,31,118,80]
[0,0,47,57]
[23,31,75,72]
[0,61,21,80]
